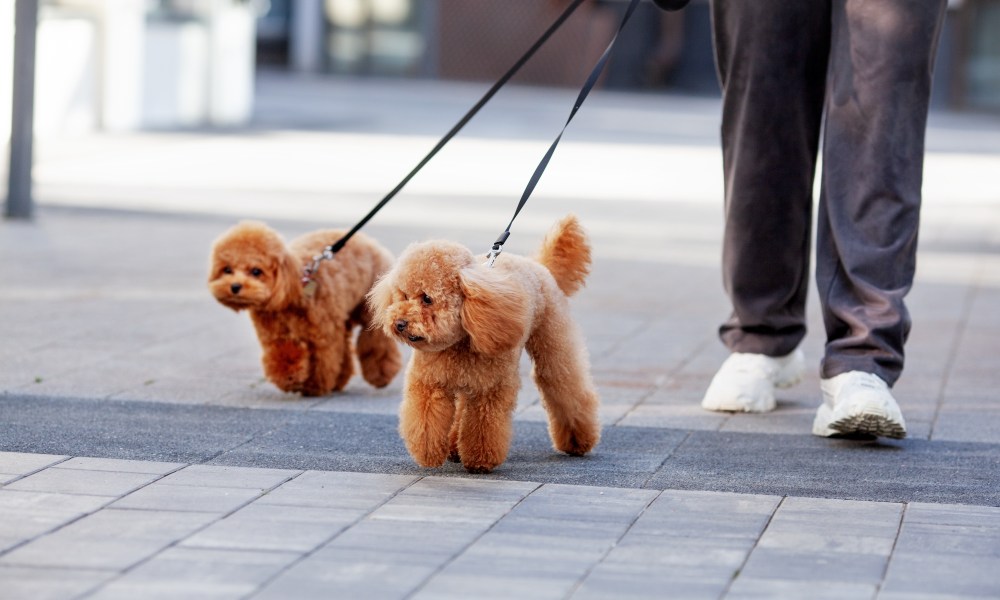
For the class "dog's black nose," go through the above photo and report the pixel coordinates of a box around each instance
[395,319,408,332]
[231,283,242,294]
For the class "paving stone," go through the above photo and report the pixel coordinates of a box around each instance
[329,517,489,558]
[415,571,580,600]
[735,497,901,585]
[574,568,726,600]
[904,502,1000,528]
[58,456,184,474]
[0,565,116,600]
[458,530,615,563]
[110,482,265,513]
[418,485,656,599]
[0,488,110,518]
[252,470,417,509]
[3,467,160,497]
[898,522,1000,559]
[0,508,218,570]
[1,536,188,571]
[86,546,299,600]
[602,536,753,576]
[725,578,876,599]
[181,503,362,553]
[881,552,1000,598]
[507,483,656,524]
[28,506,216,542]
[0,489,111,541]
[158,464,300,490]
[254,546,440,600]
[738,547,888,584]
[755,500,903,556]
[0,452,68,476]
[628,489,780,539]
[372,477,537,525]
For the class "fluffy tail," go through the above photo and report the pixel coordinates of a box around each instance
[536,214,591,297]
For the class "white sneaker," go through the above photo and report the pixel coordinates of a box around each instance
[813,371,907,439]
[701,349,806,413]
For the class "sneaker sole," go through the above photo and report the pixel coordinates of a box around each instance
[829,413,906,439]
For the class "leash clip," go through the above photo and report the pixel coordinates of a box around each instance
[485,231,510,268]
[301,247,336,295]
[484,244,502,268]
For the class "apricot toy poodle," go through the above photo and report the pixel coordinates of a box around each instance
[368,215,601,473]
[209,221,401,396]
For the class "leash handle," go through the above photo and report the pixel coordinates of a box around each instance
[488,0,641,266]
[306,0,588,284]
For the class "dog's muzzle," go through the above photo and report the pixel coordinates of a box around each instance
[394,319,425,343]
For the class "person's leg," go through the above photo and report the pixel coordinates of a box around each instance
[817,0,946,385]
[713,0,831,358]
[702,0,829,412]
[814,0,946,437]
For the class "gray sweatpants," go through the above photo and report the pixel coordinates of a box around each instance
[710,0,947,386]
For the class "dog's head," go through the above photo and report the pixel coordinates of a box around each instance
[208,221,300,312]
[367,241,529,354]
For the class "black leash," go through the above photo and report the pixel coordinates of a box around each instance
[486,0,640,267]
[302,0,587,294]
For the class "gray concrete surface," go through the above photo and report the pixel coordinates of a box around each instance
[2,71,1000,598]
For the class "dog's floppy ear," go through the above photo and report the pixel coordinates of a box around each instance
[366,269,395,333]
[266,250,302,311]
[459,267,530,354]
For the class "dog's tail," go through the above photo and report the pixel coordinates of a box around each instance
[536,214,591,297]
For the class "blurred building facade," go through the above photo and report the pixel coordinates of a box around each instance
[2,0,998,139]
[262,0,999,110]
[1,0,256,139]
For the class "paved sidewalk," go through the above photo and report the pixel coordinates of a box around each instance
[4,451,999,599]
[2,72,1000,598]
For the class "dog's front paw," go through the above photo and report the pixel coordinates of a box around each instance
[459,449,503,474]
[464,464,494,475]
[409,445,449,469]
[552,423,601,457]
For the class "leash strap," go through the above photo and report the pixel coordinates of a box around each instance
[486,0,640,267]
[303,0,588,291]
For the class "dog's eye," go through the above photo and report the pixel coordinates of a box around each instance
[422,294,433,305]
[222,266,233,274]
[250,268,263,277]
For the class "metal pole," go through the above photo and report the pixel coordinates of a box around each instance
[5,0,38,220]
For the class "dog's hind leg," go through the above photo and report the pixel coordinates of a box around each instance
[526,308,601,457]
[400,375,455,468]
[304,325,353,395]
